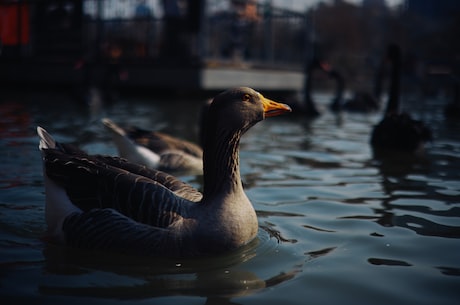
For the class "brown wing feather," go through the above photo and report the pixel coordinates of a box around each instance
[43,148,199,228]
[93,154,203,202]
[63,208,198,257]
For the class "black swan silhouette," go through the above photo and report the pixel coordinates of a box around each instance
[370,44,432,153]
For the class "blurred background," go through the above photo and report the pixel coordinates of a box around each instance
[1,2,460,304]
[1,0,458,97]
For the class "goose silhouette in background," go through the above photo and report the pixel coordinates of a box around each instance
[316,60,383,113]
[370,44,432,153]
[285,58,325,117]
[102,118,204,175]
[301,58,322,117]
[343,52,386,113]
[444,77,460,119]
[342,90,380,113]
[326,60,383,113]
[326,67,346,112]
[38,87,291,257]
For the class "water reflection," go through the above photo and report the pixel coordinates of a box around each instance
[0,102,33,138]
[368,258,412,266]
[305,246,337,259]
[437,266,460,276]
[39,232,300,302]
[39,269,297,301]
[370,148,460,239]
[1,91,460,304]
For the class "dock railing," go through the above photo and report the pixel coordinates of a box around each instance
[1,0,309,71]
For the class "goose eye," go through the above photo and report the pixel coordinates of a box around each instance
[242,94,251,102]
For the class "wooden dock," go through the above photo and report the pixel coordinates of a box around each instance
[201,68,303,92]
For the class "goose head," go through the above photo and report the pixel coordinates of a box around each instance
[204,87,291,142]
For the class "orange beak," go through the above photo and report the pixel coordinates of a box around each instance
[261,95,292,117]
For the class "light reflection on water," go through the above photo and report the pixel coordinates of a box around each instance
[0,91,459,304]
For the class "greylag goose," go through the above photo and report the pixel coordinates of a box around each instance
[301,58,322,117]
[342,91,380,113]
[38,87,291,257]
[327,68,345,113]
[285,57,324,117]
[324,48,385,113]
[370,44,432,152]
[444,77,460,119]
[326,65,381,113]
[102,118,203,174]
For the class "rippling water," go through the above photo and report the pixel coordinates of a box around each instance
[1,90,459,304]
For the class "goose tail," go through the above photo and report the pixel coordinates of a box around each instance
[37,126,56,151]
[37,126,82,244]
[102,118,135,153]
[102,117,127,137]
[102,118,160,168]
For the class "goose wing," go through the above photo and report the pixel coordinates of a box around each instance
[62,208,193,257]
[89,154,203,202]
[42,147,201,228]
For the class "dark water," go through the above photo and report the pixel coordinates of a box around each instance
[0,90,459,304]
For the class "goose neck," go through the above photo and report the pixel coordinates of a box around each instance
[202,129,243,201]
[385,54,401,115]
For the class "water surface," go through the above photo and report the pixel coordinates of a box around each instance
[0,90,459,304]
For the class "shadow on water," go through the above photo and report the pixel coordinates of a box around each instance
[38,229,301,303]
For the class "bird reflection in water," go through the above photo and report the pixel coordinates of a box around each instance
[40,235,300,303]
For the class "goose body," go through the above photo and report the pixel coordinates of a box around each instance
[327,68,345,112]
[102,118,203,174]
[444,78,460,119]
[285,58,323,117]
[342,91,380,113]
[38,87,291,257]
[370,44,432,152]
